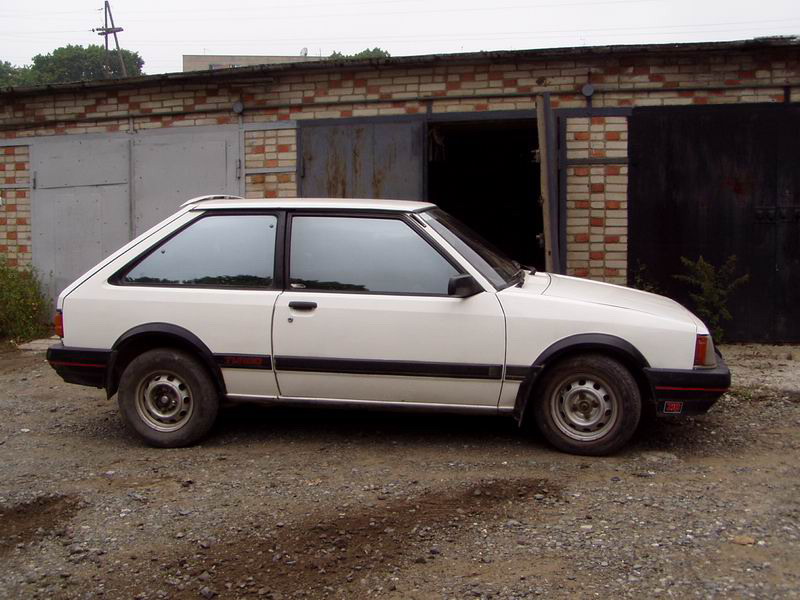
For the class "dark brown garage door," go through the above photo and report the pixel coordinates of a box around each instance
[628,104,800,343]
[298,120,424,200]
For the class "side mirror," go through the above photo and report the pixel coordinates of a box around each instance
[448,274,482,298]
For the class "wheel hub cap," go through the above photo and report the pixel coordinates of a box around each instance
[551,377,619,442]
[135,372,194,432]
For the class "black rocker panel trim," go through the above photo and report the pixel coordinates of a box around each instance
[214,354,273,370]
[274,356,503,380]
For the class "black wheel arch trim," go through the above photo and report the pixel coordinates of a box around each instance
[108,323,227,398]
[512,333,651,421]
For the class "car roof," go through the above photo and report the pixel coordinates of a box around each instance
[183,195,436,213]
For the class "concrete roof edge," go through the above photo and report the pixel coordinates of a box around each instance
[2,36,798,98]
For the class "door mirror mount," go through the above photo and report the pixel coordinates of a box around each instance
[448,274,482,298]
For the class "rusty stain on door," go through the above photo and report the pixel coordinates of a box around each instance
[300,121,423,200]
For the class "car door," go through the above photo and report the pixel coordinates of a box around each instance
[272,212,506,406]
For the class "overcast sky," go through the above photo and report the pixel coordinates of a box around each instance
[2,0,799,74]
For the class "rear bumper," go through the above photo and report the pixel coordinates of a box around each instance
[643,355,731,416]
[46,343,110,389]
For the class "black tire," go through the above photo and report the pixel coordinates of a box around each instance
[117,348,219,448]
[532,354,641,456]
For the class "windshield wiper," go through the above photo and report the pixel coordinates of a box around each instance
[510,261,526,287]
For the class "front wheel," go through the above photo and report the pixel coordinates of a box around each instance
[117,348,219,448]
[533,354,641,456]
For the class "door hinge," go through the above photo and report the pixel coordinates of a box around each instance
[236,159,242,180]
[32,170,37,190]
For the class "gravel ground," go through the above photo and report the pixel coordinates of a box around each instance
[1,343,799,599]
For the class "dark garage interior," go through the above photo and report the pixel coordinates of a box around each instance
[427,119,544,270]
[299,117,545,271]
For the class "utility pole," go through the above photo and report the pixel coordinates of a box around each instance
[92,1,127,78]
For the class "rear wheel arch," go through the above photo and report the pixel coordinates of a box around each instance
[107,324,225,398]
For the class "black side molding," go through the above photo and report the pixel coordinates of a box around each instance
[504,365,530,381]
[274,356,503,380]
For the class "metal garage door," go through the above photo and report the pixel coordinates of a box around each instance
[298,120,424,200]
[131,128,239,235]
[628,104,800,342]
[32,127,240,304]
[32,137,131,302]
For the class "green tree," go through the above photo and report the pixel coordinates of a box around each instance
[1,44,144,87]
[29,44,144,83]
[0,60,36,87]
[329,48,391,60]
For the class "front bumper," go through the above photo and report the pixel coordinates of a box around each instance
[46,343,111,389]
[643,354,731,416]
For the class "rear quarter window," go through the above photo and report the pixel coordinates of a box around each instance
[120,214,277,288]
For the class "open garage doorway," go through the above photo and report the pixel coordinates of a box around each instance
[426,119,544,270]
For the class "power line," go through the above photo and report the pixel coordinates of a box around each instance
[113,17,800,45]
[2,17,796,47]
[121,0,665,24]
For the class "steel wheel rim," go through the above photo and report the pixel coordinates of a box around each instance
[549,374,619,442]
[134,371,194,432]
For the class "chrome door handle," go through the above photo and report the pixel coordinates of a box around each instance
[288,301,317,311]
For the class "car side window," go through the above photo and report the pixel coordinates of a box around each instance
[289,216,461,295]
[122,214,277,287]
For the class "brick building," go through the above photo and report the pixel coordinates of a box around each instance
[1,38,798,341]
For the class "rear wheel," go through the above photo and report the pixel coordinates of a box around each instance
[533,354,641,456]
[117,348,219,448]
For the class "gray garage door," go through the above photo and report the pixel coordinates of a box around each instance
[32,127,240,304]
[132,129,238,235]
[299,120,424,200]
[32,138,131,301]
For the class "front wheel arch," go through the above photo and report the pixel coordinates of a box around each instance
[515,335,653,424]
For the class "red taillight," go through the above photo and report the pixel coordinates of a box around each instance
[693,334,715,367]
[54,311,64,338]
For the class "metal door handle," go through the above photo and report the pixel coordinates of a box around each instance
[288,301,317,311]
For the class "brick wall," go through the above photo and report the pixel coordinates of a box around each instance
[0,146,31,268]
[0,45,798,279]
[3,50,796,139]
[244,128,298,198]
[564,116,629,284]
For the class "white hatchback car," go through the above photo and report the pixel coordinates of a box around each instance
[47,195,730,455]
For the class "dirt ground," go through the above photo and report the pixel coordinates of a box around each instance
[1,343,799,599]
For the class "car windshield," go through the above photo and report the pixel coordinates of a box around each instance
[419,208,521,289]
